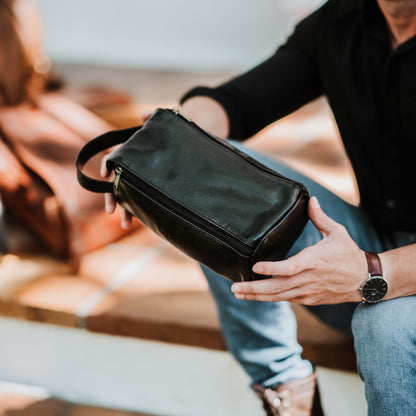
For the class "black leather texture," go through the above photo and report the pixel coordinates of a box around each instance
[77,108,310,282]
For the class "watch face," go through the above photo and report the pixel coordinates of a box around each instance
[361,277,388,303]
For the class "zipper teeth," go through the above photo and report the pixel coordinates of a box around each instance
[116,167,252,254]
[169,108,305,191]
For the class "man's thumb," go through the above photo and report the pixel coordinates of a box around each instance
[140,110,154,123]
[308,196,336,237]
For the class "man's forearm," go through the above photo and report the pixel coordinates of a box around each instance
[380,243,416,299]
[180,96,229,138]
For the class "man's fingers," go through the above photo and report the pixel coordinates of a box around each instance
[233,284,307,303]
[231,274,307,297]
[100,149,133,229]
[252,248,314,277]
[105,193,116,214]
[100,154,110,178]
[141,110,154,123]
[102,108,153,227]
[104,189,133,229]
[252,260,301,276]
[121,208,133,229]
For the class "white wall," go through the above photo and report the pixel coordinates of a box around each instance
[35,0,324,71]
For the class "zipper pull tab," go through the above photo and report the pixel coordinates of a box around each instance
[171,106,192,123]
[114,167,123,191]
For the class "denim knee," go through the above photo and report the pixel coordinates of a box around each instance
[351,297,416,415]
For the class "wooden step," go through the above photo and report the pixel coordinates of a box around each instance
[0,382,153,416]
[0,223,355,372]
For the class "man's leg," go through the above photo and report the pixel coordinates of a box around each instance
[228,142,386,336]
[352,296,416,416]
[202,142,387,413]
[203,265,313,386]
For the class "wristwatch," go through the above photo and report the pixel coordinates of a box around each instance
[359,251,388,304]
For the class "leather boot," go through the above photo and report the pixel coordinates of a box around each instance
[252,373,324,416]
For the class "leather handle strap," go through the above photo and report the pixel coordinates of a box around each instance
[365,251,383,277]
[76,125,141,194]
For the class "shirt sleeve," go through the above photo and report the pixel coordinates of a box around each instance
[180,10,324,140]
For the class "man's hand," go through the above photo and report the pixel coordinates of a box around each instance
[100,110,154,228]
[231,197,366,305]
[100,152,132,229]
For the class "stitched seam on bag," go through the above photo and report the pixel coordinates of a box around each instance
[120,158,298,246]
[122,179,251,256]
[125,162,298,244]
[119,162,252,243]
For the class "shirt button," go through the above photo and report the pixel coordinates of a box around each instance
[385,199,396,209]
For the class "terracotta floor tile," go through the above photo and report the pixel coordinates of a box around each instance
[115,228,160,246]
[0,254,106,326]
[78,228,163,287]
[10,275,103,327]
[0,391,69,416]
[0,392,153,416]
[64,404,151,416]
[85,232,211,316]
[0,254,71,298]
[112,242,207,295]
[89,288,219,328]
[86,240,224,348]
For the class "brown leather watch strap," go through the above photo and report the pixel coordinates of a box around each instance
[365,251,383,277]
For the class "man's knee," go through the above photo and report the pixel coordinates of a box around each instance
[352,297,416,413]
[352,297,416,378]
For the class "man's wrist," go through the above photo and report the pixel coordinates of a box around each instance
[359,251,388,304]
[180,97,229,138]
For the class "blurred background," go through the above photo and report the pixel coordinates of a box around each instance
[36,0,325,71]
[35,0,330,112]
[0,1,366,416]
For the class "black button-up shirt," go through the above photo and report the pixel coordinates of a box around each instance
[181,0,416,232]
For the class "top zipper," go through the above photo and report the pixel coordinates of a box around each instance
[169,107,306,192]
[171,106,192,122]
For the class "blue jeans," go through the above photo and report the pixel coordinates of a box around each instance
[203,142,416,416]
